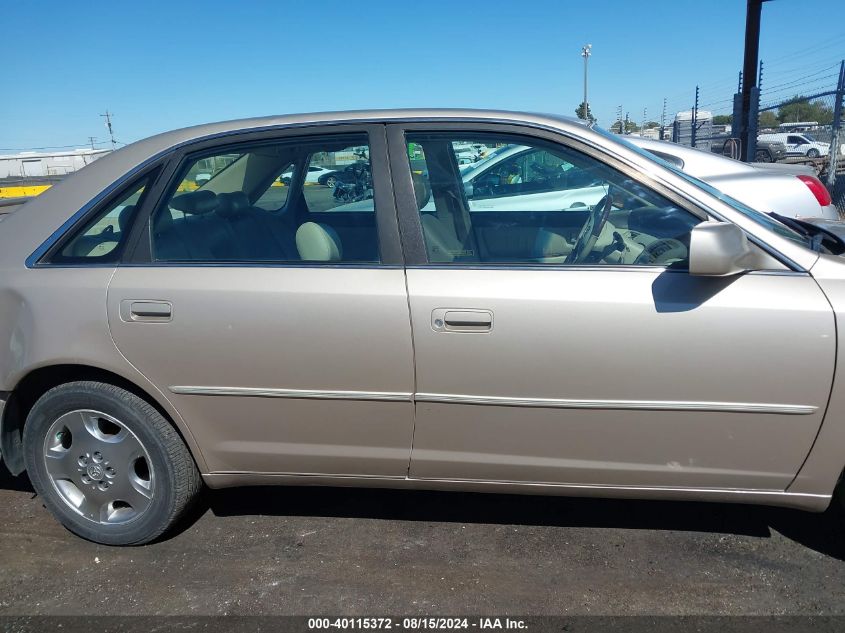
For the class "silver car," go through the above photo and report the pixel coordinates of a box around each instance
[627,136,839,220]
[3,109,845,545]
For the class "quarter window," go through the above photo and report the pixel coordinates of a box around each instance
[150,135,380,263]
[407,133,702,266]
[53,178,149,263]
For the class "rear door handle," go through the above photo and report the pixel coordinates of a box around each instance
[120,300,172,322]
[431,308,493,332]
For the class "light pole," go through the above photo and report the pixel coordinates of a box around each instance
[580,44,592,121]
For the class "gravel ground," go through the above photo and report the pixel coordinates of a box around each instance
[1,464,845,616]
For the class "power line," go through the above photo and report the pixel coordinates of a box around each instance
[0,142,113,152]
[763,35,845,66]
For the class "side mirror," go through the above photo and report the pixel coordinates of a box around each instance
[463,181,474,198]
[689,221,754,276]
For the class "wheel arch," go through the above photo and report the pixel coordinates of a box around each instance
[0,364,207,476]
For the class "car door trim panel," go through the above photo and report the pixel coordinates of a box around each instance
[168,385,813,415]
[415,392,816,415]
[170,385,413,402]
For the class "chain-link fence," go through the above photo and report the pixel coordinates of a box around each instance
[631,58,845,216]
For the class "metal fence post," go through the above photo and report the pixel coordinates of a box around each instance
[827,60,845,189]
[747,87,759,162]
[691,86,699,148]
[732,91,744,158]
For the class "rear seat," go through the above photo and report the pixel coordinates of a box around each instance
[153,190,298,261]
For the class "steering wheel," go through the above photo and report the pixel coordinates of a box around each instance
[565,189,613,264]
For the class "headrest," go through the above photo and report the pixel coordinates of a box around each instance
[216,191,251,218]
[170,190,219,215]
[296,222,342,261]
[118,205,135,232]
[411,172,430,209]
[153,208,173,232]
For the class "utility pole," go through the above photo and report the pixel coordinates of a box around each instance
[660,98,667,139]
[580,44,592,121]
[100,110,116,150]
[738,0,770,161]
[87,137,97,150]
[616,105,623,133]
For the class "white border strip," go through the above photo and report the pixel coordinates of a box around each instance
[169,386,412,402]
[415,392,817,415]
[169,386,816,415]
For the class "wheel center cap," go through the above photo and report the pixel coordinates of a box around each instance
[86,464,104,481]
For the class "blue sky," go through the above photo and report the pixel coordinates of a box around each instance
[1,0,843,151]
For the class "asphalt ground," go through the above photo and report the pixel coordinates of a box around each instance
[2,462,845,616]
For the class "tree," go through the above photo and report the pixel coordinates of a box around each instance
[609,119,640,134]
[777,97,834,125]
[575,102,596,123]
[713,114,733,125]
[643,121,660,129]
[758,111,779,129]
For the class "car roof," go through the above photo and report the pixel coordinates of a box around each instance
[129,109,586,161]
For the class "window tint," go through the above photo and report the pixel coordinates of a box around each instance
[253,161,294,211]
[54,178,149,262]
[303,145,373,213]
[407,133,702,266]
[151,134,380,263]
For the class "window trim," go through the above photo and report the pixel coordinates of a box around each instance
[126,123,403,267]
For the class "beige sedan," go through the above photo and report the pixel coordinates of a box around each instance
[2,109,845,545]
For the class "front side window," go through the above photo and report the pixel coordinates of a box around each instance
[407,133,702,266]
[150,134,380,263]
[53,178,149,263]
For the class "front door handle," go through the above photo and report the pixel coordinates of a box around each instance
[431,308,493,332]
[120,300,172,322]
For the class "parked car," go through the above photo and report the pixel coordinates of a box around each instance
[317,162,370,188]
[279,165,334,186]
[627,137,839,220]
[456,143,607,212]
[5,109,845,545]
[708,134,787,162]
[759,133,835,158]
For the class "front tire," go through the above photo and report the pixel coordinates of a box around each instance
[755,149,772,163]
[22,381,202,545]
[325,176,337,188]
[807,148,820,158]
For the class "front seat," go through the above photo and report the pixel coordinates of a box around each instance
[295,221,342,261]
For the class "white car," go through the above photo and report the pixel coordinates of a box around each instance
[759,133,835,159]
[457,143,607,212]
[280,165,334,185]
[627,137,838,220]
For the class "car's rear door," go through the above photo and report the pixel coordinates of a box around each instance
[387,122,834,491]
[107,124,416,478]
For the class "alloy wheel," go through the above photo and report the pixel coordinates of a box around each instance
[42,409,154,525]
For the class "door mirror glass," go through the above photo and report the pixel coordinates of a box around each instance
[689,221,754,276]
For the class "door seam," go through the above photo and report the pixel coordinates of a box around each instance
[380,123,420,477]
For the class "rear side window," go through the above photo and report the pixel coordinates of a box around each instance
[150,134,380,264]
[51,178,150,263]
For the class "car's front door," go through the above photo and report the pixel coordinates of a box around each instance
[107,125,416,477]
[388,124,835,491]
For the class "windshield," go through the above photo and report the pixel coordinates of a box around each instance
[596,127,816,250]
